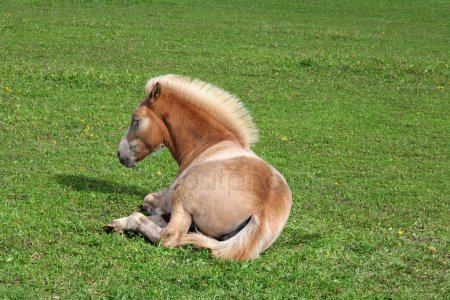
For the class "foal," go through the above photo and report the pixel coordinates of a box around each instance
[105,75,292,260]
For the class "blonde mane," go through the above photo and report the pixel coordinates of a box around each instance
[145,74,259,148]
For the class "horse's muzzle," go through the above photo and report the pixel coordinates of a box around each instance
[118,151,136,168]
[118,139,136,167]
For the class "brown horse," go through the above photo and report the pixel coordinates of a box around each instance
[105,75,292,260]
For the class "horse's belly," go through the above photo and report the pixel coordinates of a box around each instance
[190,190,254,238]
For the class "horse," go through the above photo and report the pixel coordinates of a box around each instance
[104,74,292,260]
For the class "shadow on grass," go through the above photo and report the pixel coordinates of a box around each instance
[55,174,148,197]
[279,231,322,247]
[296,232,322,244]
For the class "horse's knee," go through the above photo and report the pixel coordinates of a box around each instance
[143,192,159,207]
[142,193,164,215]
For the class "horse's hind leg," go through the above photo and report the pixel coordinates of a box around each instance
[160,203,192,247]
[104,213,166,243]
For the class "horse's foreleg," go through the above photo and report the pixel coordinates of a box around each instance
[142,189,171,215]
[104,209,192,248]
[104,212,166,243]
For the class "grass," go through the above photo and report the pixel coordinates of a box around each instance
[0,0,449,298]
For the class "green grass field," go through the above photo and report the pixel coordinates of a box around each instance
[1,0,449,298]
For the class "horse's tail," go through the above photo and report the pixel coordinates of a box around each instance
[179,188,292,260]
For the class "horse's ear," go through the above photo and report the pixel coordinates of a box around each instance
[145,82,162,107]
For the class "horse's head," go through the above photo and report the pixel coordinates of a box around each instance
[117,83,166,167]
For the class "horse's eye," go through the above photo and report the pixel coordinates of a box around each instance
[132,118,140,129]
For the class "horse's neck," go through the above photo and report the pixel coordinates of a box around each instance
[155,95,238,172]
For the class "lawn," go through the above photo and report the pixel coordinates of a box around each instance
[0,0,449,298]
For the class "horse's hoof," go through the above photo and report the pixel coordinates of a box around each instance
[103,223,122,233]
[103,224,116,233]
[103,218,127,233]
